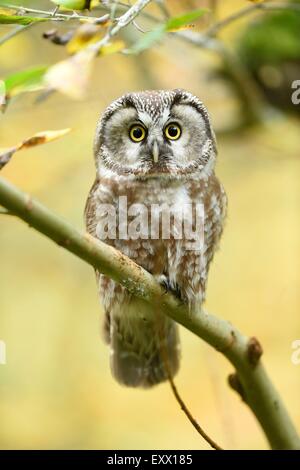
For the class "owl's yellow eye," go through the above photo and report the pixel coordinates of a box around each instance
[164,123,181,141]
[129,125,146,142]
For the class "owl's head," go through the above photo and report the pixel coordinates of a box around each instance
[94,89,217,178]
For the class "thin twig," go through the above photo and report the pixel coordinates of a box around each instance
[168,374,223,450]
[155,308,222,449]
[0,23,34,46]
[207,2,300,37]
[154,0,170,19]
[1,3,109,22]
[209,0,218,22]
[132,19,149,33]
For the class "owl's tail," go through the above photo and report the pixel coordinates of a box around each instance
[107,299,180,388]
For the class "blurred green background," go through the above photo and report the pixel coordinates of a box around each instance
[0,0,300,450]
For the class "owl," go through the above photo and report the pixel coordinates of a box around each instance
[85,89,227,388]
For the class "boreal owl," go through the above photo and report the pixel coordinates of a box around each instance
[85,89,227,387]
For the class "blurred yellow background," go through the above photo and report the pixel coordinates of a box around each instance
[0,0,300,450]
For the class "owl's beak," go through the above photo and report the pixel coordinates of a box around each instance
[152,141,159,163]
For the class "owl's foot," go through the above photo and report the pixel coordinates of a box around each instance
[155,275,203,316]
[155,275,185,304]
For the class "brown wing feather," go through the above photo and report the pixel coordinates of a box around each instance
[84,178,99,237]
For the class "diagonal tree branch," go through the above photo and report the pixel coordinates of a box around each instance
[0,175,299,450]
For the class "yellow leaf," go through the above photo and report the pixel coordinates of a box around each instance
[99,40,125,56]
[67,24,103,54]
[45,49,96,99]
[90,0,99,9]
[19,129,72,149]
[0,128,71,170]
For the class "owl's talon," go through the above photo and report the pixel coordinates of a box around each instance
[154,275,168,294]
[157,276,183,302]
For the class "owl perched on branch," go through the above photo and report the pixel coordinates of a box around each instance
[85,89,227,388]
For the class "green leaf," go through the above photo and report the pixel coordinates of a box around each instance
[127,8,208,54]
[165,8,208,32]
[1,65,48,110]
[4,65,48,97]
[0,14,48,25]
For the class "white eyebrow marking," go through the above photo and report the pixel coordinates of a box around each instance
[158,108,170,126]
[138,108,170,127]
[107,107,137,128]
[138,111,152,126]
